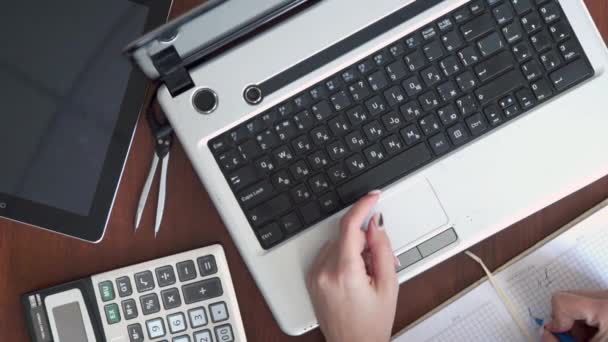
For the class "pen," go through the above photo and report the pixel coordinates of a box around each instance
[533,317,577,342]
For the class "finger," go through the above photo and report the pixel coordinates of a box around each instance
[546,292,602,332]
[590,328,608,342]
[566,290,608,300]
[366,213,398,294]
[338,192,380,260]
[541,328,559,342]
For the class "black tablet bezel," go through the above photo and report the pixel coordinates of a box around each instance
[0,0,173,242]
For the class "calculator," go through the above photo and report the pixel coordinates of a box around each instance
[22,245,247,342]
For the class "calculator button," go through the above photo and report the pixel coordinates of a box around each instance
[127,323,144,342]
[209,302,229,323]
[161,288,182,310]
[156,265,177,287]
[134,271,155,293]
[116,277,133,297]
[168,312,188,334]
[104,303,121,324]
[121,299,138,320]
[98,281,115,302]
[214,324,234,342]
[193,330,213,342]
[146,317,166,339]
[182,278,223,304]
[176,260,197,282]
[173,335,191,342]
[197,255,218,276]
[140,293,161,315]
[188,307,208,328]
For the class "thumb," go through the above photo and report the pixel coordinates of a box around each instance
[366,213,398,294]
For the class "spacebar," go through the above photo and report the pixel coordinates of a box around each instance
[337,143,432,204]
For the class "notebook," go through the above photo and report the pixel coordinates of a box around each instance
[393,198,608,342]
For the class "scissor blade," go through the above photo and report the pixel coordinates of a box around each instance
[154,153,169,237]
[135,154,160,230]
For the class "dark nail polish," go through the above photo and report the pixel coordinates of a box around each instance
[379,213,384,227]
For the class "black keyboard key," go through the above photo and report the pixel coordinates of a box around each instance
[499,95,517,108]
[228,165,258,191]
[238,180,274,209]
[477,32,505,57]
[238,140,262,161]
[531,30,552,52]
[325,77,342,93]
[290,184,312,203]
[405,50,427,71]
[248,193,291,226]
[272,145,295,166]
[373,50,392,66]
[540,50,562,71]
[531,79,553,101]
[327,164,349,184]
[365,96,388,116]
[386,61,408,82]
[419,114,441,136]
[218,150,243,171]
[292,135,313,154]
[439,56,462,77]
[550,21,570,42]
[429,133,451,155]
[311,126,332,146]
[293,93,313,110]
[328,115,352,136]
[484,104,504,126]
[475,69,525,105]
[512,0,532,15]
[458,46,481,67]
[389,42,406,57]
[382,112,405,131]
[437,81,460,102]
[456,71,478,92]
[345,154,368,174]
[461,13,495,41]
[513,41,533,62]
[337,143,432,203]
[309,84,328,101]
[275,120,298,141]
[453,7,472,23]
[400,125,423,145]
[384,86,407,107]
[559,40,580,62]
[402,76,424,97]
[469,1,484,15]
[289,160,311,180]
[522,60,543,81]
[421,66,443,87]
[349,80,371,103]
[493,3,514,25]
[441,30,464,53]
[257,223,284,249]
[330,90,352,111]
[502,21,524,44]
[230,126,250,144]
[421,26,437,41]
[281,212,303,234]
[466,112,489,135]
[503,104,521,118]
[299,202,322,225]
[423,40,444,62]
[256,130,280,151]
[327,140,349,161]
[363,121,385,141]
[346,106,369,126]
[521,12,542,33]
[475,50,514,82]
[382,135,405,154]
[516,88,536,109]
[456,94,479,117]
[277,102,295,118]
[437,17,454,32]
[368,71,390,92]
[293,110,315,130]
[341,69,358,83]
[182,278,223,304]
[308,150,330,169]
[539,3,560,23]
[363,144,387,164]
[400,101,423,122]
[319,192,340,213]
[254,156,276,175]
[357,59,376,75]
[419,91,440,111]
[437,104,460,125]
[210,136,231,154]
[447,123,470,145]
[549,58,593,91]
[271,170,293,191]
[312,101,334,121]
[405,33,423,49]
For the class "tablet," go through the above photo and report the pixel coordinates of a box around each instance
[0,0,173,242]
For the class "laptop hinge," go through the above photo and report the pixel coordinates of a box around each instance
[151,46,194,97]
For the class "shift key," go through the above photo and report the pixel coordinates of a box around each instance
[475,69,525,105]
[182,278,223,304]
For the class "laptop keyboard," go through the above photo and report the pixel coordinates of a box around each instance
[209,0,594,249]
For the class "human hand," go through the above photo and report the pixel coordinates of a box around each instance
[306,192,399,342]
[541,290,607,342]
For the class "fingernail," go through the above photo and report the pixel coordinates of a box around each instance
[394,255,401,268]
[368,189,382,196]
[379,213,384,227]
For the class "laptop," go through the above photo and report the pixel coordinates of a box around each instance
[127,0,608,336]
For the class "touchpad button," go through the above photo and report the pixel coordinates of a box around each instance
[377,179,449,252]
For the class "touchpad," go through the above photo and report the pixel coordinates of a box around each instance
[375,179,449,252]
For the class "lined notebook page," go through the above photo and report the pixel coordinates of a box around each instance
[394,201,608,342]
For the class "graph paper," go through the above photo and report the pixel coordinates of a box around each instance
[394,200,608,341]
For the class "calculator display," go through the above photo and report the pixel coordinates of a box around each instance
[52,302,89,342]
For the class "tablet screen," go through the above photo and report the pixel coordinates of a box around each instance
[0,1,149,216]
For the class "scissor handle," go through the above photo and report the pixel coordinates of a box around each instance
[147,108,173,158]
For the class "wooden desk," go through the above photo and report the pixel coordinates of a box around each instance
[1,1,607,341]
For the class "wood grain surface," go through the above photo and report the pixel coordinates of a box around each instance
[1,1,607,341]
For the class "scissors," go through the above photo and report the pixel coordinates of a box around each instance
[135,108,173,236]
